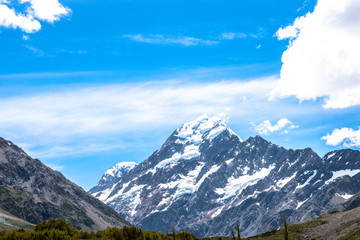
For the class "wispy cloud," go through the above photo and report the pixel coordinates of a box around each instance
[220,32,247,40]
[0,0,70,33]
[322,127,360,147]
[0,71,106,79]
[123,34,219,46]
[45,163,65,171]
[0,77,277,159]
[122,31,264,46]
[25,45,46,56]
[251,118,299,135]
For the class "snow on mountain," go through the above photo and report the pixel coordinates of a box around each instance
[324,169,360,186]
[89,161,137,201]
[89,115,360,238]
[175,114,233,143]
[214,164,275,202]
[104,162,137,179]
[143,114,240,175]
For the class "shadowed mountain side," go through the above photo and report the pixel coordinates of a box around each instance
[0,137,129,231]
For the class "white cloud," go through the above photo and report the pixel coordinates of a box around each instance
[21,0,71,23]
[272,0,360,109]
[0,78,277,159]
[321,127,360,147]
[251,118,298,135]
[221,32,236,40]
[0,4,41,33]
[221,32,247,40]
[123,34,219,46]
[0,0,70,33]
[46,163,64,171]
[276,21,302,40]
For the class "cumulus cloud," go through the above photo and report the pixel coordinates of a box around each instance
[0,78,276,158]
[21,0,71,23]
[321,127,360,147]
[272,0,360,109]
[0,0,70,33]
[251,118,298,135]
[0,4,41,33]
[123,34,219,46]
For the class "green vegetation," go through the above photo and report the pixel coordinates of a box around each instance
[329,210,340,214]
[283,214,288,240]
[0,207,35,231]
[0,210,358,240]
[236,220,241,240]
[0,186,96,231]
[246,214,330,240]
[0,219,210,240]
[172,226,176,240]
[338,226,360,240]
[0,216,324,240]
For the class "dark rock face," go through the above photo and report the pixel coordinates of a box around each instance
[90,115,360,237]
[0,137,129,231]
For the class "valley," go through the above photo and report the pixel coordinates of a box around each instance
[0,116,359,239]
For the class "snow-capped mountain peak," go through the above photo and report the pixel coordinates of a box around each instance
[89,161,137,201]
[175,114,235,145]
[90,116,360,238]
[141,115,242,175]
[103,162,137,180]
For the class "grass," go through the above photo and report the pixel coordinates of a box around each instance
[0,208,35,231]
[0,212,354,240]
[245,215,329,240]
[338,227,360,240]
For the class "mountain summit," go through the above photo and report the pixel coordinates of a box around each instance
[90,162,137,202]
[90,114,242,204]
[90,116,360,237]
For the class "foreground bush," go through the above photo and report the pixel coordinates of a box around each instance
[0,219,208,240]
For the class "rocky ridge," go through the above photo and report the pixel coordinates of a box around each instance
[0,137,129,231]
[90,115,360,237]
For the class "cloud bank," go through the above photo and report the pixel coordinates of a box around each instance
[0,0,70,33]
[272,0,360,109]
[0,78,276,158]
[251,118,298,135]
[322,127,360,147]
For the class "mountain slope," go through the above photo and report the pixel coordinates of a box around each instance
[89,162,137,201]
[0,137,129,231]
[0,197,35,231]
[247,205,360,240]
[90,115,360,237]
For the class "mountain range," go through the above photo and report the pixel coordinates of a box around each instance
[0,137,129,231]
[89,115,360,238]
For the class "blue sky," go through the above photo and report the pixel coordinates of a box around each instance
[1,0,360,190]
